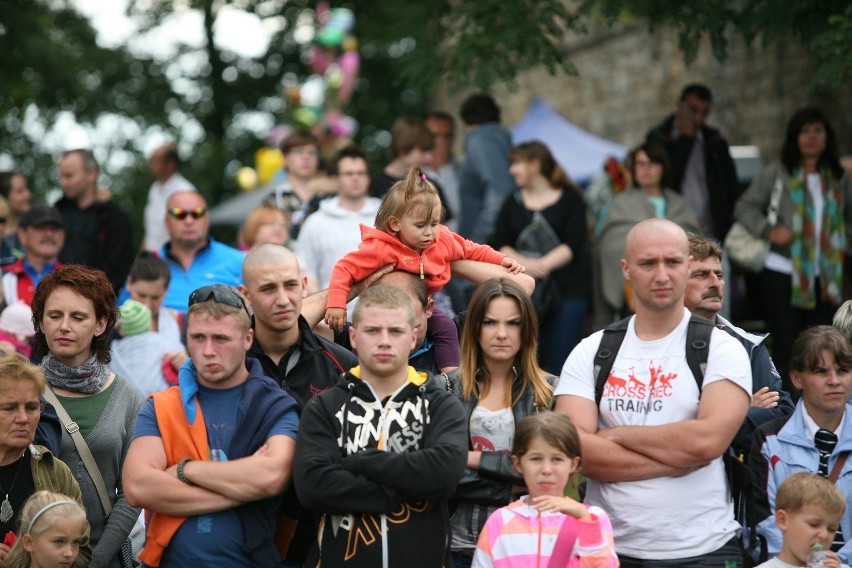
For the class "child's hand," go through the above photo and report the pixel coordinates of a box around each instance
[501,256,525,275]
[325,308,347,332]
[531,495,590,520]
[824,550,842,568]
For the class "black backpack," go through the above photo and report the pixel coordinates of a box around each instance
[592,314,764,563]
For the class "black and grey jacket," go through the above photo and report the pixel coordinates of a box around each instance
[294,367,467,568]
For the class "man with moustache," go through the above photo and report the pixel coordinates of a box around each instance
[2,205,65,307]
[684,233,794,451]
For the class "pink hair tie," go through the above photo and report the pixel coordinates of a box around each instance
[420,173,427,181]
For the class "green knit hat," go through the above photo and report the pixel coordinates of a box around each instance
[118,300,152,337]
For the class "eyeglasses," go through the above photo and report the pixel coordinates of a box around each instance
[188,284,251,319]
[168,207,207,220]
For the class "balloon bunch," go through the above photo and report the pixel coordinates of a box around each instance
[236,3,360,191]
[288,3,359,135]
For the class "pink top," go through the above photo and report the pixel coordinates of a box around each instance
[473,498,618,568]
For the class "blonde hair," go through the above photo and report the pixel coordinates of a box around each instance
[0,352,46,395]
[374,167,443,234]
[776,472,846,517]
[351,285,415,328]
[5,491,88,568]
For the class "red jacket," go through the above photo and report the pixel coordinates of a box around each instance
[327,224,505,310]
[2,258,62,307]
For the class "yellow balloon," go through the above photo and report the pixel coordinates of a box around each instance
[237,167,259,191]
[255,147,285,185]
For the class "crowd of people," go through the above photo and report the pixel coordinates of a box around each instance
[0,83,849,568]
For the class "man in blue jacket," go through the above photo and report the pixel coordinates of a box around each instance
[685,233,795,451]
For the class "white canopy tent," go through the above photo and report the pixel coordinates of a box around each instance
[509,98,628,185]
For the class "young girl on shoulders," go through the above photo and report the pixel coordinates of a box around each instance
[5,491,88,568]
[473,412,618,568]
[324,167,523,370]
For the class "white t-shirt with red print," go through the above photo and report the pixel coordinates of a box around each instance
[555,308,752,560]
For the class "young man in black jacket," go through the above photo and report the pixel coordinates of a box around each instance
[239,243,357,565]
[294,285,468,567]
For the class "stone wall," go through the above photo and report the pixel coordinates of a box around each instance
[434,24,851,162]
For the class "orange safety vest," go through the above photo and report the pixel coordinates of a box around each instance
[138,387,210,567]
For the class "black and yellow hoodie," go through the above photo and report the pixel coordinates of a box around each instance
[294,366,468,568]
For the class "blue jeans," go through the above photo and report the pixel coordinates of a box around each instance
[538,298,588,375]
[451,550,473,568]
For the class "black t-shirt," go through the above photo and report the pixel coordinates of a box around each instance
[0,451,34,536]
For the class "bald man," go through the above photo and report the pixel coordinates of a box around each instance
[240,243,356,410]
[239,243,356,565]
[555,219,753,565]
[160,190,244,312]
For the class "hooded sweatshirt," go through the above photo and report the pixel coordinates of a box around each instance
[296,196,382,289]
[294,366,468,568]
[327,224,505,311]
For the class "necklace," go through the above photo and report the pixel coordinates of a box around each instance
[0,452,26,523]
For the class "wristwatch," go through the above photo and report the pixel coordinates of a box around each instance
[177,458,195,485]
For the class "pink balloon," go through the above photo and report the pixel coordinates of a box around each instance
[338,51,360,98]
[310,46,334,75]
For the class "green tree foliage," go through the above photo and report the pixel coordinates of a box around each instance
[580,0,851,86]
[0,0,173,214]
[2,0,849,238]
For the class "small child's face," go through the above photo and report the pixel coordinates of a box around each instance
[23,517,86,568]
[777,503,842,565]
[511,438,580,500]
[393,203,442,253]
[128,278,168,319]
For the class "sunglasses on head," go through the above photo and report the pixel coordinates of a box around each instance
[168,207,207,220]
[188,284,251,318]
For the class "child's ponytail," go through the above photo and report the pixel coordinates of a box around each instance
[375,167,442,233]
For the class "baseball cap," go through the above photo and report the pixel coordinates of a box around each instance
[20,205,63,229]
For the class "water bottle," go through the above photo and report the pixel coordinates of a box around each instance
[808,542,827,568]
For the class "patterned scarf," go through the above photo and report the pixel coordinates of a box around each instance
[40,352,111,394]
[789,167,845,309]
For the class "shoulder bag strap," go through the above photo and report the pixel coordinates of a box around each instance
[766,175,784,227]
[41,387,113,516]
[829,451,850,485]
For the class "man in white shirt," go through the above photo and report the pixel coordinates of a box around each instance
[144,143,196,251]
[296,146,381,292]
[555,218,752,565]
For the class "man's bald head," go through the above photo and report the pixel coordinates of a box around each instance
[166,190,206,211]
[624,218,689,262]
[242,243,299,285]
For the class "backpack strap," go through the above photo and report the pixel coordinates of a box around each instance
[595,314,713,405]
[594,316,631,406]
[685,314,714,395]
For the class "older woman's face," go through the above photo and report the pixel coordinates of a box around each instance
[41,286,106,367]
[479,296,522,366]
[0,378,41,454]
[798,122,827,162]
[792,349,852,417]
